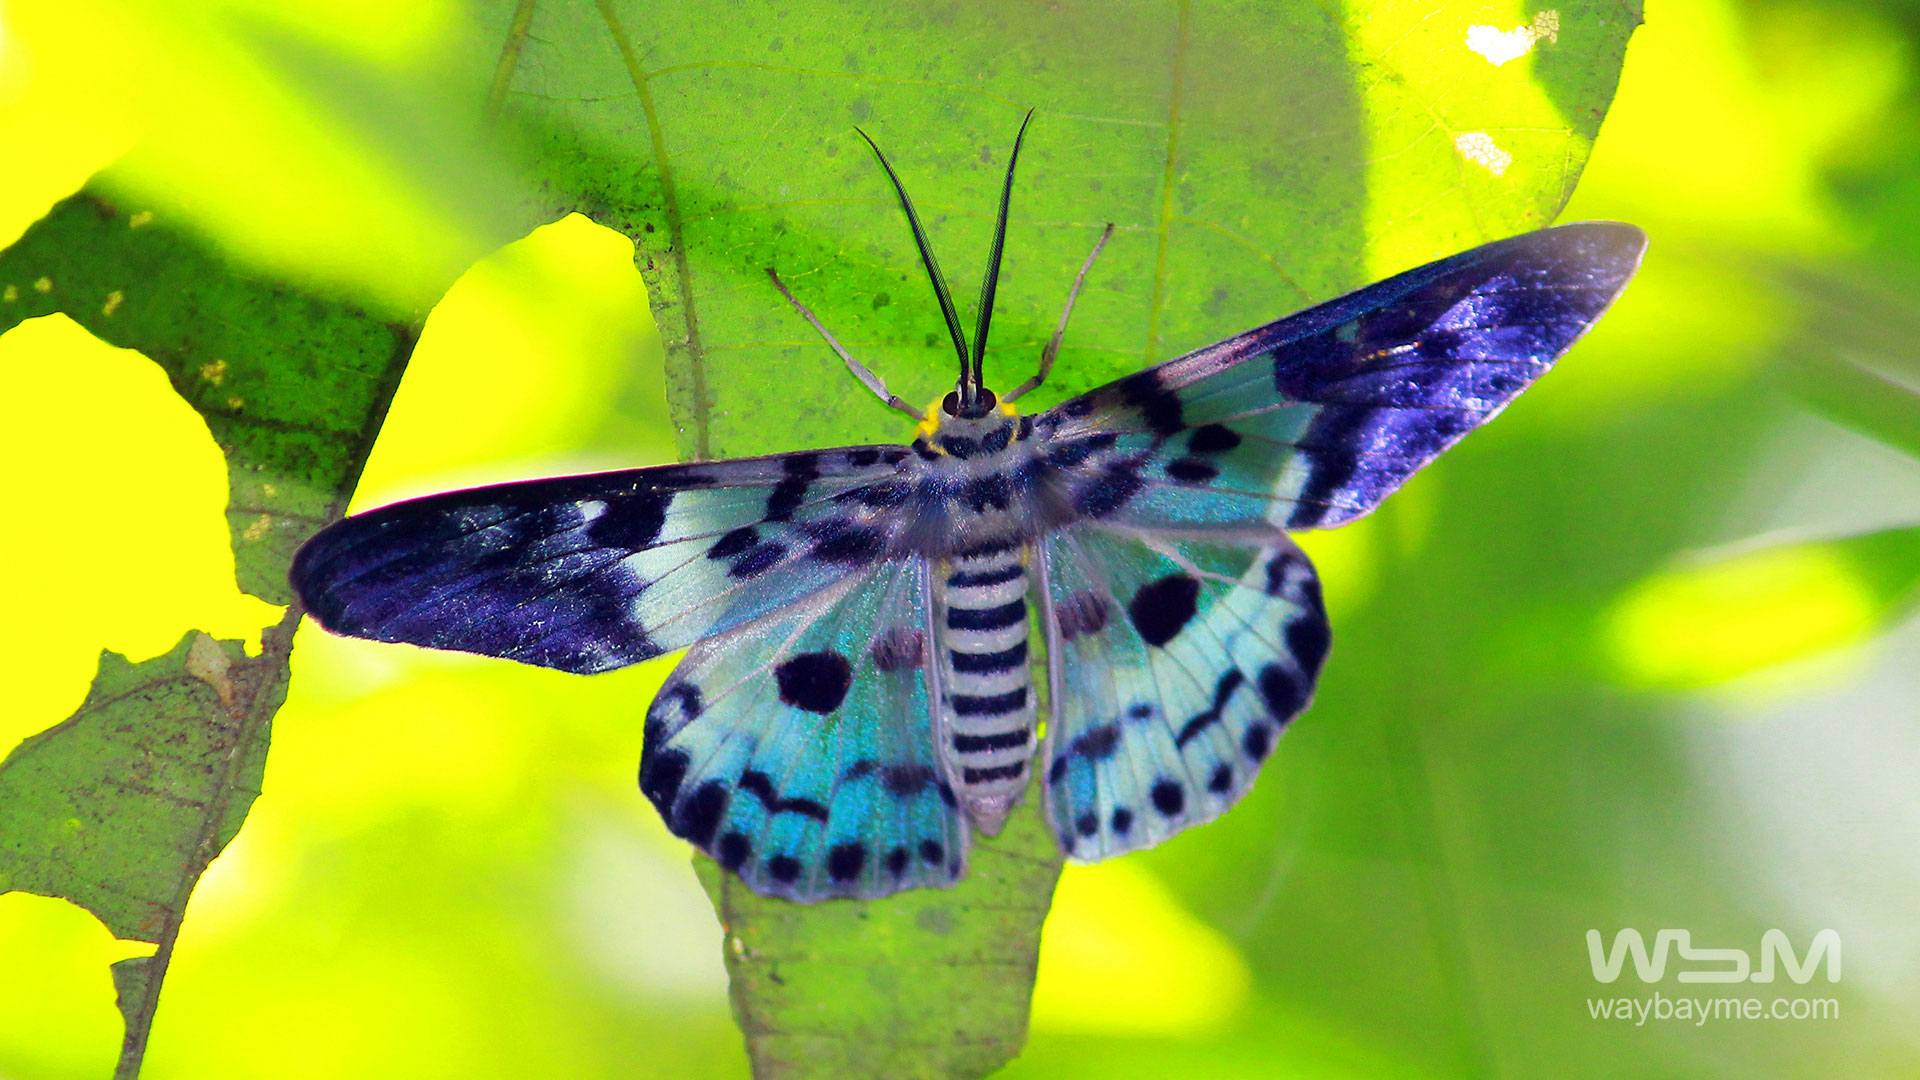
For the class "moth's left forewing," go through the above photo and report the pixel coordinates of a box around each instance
[1035,222,1647,533]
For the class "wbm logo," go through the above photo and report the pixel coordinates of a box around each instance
[1586,929,1841,984]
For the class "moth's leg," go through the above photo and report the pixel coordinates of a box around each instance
[1003,223,1117,403]
[767,267,922,419]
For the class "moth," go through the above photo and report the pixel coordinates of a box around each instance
[291,115,1646,902]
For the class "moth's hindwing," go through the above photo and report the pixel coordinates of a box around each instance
[640,555,967,901]
[1039,524,1328,860]
[1037,222,1648,533]
[289,447,913,674]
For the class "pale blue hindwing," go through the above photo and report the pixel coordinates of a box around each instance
[639,555,968,901]
[290,447,914,674]
[1039,524,1328,860]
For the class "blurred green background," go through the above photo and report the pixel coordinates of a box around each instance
[3,0,1919,1077]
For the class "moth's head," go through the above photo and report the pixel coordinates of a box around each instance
[917,390,1020,456]
[941,385,999,420]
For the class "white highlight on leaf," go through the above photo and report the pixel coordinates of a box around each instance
[1466,10,1560,66]
[1454,132,1513,177]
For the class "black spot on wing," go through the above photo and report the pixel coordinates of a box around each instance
[1075,812,1098,837]
[1208,764,1234,793]
[1283,408,1366,530]
[1175,669,1247,748]
[707,526,759,560]
[1187,424,1241,454]
[739,770,830,821]
[764,453,821,522]
[656,681,703,723]
[709,526,788,579]
[640,746,689,812]
[1243,721,1276,761]
[885,847,910,876]
[919,839,944,865]
[1045,432,1117,469]
[585,491,670,549]
[1072,465,1144,518]
[718,831,752,871]
[1287,613,1332,677]
[775,651,853,714]
[1165,457,1218,485]
[827,843,866,883]
[1257,662,1309,722]
[1071,724,1120,760]
[675,780,729,846]
[1110,807,1133,835]
[1128,573,1201,648]
[881,763,937,796]
[1150,779,1185,817]
[767,855,802,883]
[808,520,886,563]
[840,479,911,510]
[1118,371,1184,434]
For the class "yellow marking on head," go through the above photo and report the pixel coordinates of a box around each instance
[917,397,945,443]
[999,399,1019,418]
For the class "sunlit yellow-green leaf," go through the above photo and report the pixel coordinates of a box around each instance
[1604,528,1920,687]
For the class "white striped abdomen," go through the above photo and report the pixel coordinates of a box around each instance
[934,545,1035,835]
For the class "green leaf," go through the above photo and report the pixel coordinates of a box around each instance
[0,629,288,1072]
[0,190,417,605]
[0,189,416,1075]
[482,0,1638,460]
[696,797,1062,1079]
[1781,352,1920,460]
[471,2,1638,1076]
[1602,526,1920,687]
